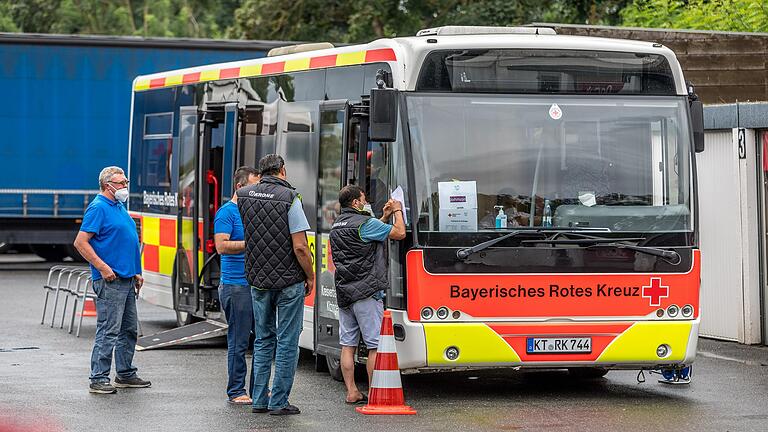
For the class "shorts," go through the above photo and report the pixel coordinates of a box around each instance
[338,296,384,349]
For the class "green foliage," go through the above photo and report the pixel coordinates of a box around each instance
[0,0,228,37]
[0,0,765,41]
[621,0,768,32]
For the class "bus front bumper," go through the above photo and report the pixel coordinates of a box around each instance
[389,310,699,371]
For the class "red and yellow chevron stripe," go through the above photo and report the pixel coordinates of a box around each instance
[134,47,396,92]
[134,213,203,276]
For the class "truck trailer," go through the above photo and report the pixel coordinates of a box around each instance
[0,33,287,260]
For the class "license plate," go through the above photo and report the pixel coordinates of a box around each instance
[526,337,592,354]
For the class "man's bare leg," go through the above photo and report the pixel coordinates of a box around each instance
[366,349,377,387]
[341,345,364,402]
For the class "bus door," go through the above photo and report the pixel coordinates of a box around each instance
[274,100,320,345]
[174,106,200,324]
[315,100,349,362]
[198,102,239,317]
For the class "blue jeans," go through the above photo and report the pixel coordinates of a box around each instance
[251,281,304,410]
[89,277,138,383]
[219,283,255,399]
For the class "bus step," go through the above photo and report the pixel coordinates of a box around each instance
[136,319,228,351]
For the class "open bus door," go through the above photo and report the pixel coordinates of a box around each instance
[173,103,237,326]
[174,106,201,326]
[314,100,349,377]
[313,98,391,379]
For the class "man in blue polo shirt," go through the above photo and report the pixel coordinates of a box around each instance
[214,166,260,405]
[73,166,149,394]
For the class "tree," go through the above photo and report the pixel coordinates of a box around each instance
[621,0,768,32]
[0,0,233,38]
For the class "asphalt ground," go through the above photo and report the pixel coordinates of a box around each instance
[1,255,768,432]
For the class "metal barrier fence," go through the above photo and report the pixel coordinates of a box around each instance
[41,265,96,337]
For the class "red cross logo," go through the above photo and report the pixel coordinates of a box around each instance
[642,277,669,307]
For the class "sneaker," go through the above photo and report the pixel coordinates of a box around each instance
[114,376,152,388]
[89,382,117,394]
[269,404,301,416]
[659,369,676,383]
[676,366,692,384]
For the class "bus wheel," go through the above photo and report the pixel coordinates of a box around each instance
[568,367,609,379]
[326,355,343,382]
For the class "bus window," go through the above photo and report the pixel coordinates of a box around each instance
[238,106,276,168]
[366,141,389,218]
[318,109,344,231]
[326,66,365,101]
[277,102,318,231]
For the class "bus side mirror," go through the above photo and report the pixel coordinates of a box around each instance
[369,88,399,142]
[690,99,705,153]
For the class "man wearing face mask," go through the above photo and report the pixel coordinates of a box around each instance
[329,185,405,405]
[73,166,148,394]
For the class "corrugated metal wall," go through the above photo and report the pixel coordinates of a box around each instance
[697,130,744,341]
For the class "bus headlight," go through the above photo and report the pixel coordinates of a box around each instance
[667,304,679,318]
[681,304,694,317]
[436,307,449,320]
[421,307,434,320]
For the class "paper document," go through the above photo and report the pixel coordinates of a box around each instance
[439,209,478,232]
[390,185,407,222]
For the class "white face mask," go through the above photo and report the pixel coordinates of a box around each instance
[111,185,129,203]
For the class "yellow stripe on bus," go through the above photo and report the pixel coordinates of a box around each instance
[159,245,175,276]
[423,323,521,366]
[597,321,692,363]
[285,57,311,72]
[239,64,262,78]
[335,51,366,66]
[142,216,160,245]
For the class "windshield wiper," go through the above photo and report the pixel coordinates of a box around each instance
[456,230,535,259]
[587,243,681,264]
[455,227,612,260]
[521,235,681,264]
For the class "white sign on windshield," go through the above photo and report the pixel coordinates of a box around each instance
[438,180,477,210]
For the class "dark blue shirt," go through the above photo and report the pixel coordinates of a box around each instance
[214,201,247,285]
[79,194,142,281]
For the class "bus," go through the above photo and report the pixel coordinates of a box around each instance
[127,26,705,379]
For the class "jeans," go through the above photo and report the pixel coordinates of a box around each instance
[219,283,255,399]
[251,281,305,410]
[89,277,138,383]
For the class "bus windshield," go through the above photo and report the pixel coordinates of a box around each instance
[406,94,693,245]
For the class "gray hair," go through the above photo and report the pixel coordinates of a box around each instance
[258,154,285,176]
[98,166,125,191]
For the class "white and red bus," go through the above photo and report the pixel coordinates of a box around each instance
[127,26,705,378]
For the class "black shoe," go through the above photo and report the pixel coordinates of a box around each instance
[269,404,301,416]
[252,407,269,413]
[114,376,151,388]
[89,382,117,394]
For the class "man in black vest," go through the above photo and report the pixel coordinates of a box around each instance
[329,184,405,404]
[237,154,315,416]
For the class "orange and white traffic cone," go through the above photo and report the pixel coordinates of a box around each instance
[356,310,416,415]
[77,298,97,317]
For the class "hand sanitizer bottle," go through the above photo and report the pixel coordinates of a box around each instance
[494,205,507,229]
[543,200,552,227]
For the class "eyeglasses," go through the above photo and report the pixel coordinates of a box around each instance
[108,180,130,187]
